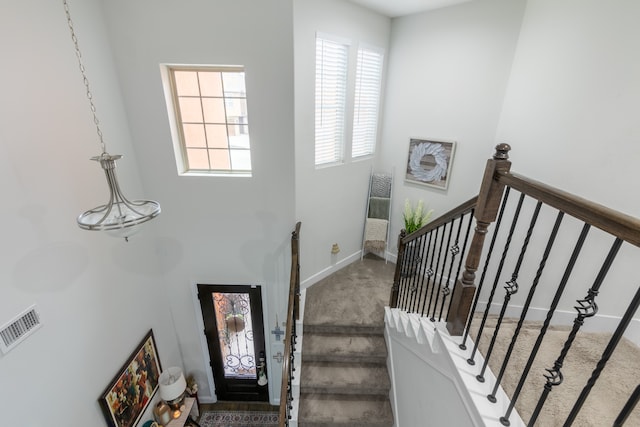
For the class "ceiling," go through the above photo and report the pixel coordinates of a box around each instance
[347,0,472,18]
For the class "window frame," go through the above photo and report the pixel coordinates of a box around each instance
[161,64,252,177]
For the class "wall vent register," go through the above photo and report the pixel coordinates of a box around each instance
[0,305,42,355]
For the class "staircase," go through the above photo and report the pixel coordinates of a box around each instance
[297,255,395,427]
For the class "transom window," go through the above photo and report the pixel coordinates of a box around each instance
[165,66,251,175]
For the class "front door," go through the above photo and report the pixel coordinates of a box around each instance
[197,284,268,401]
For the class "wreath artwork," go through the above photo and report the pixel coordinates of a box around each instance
[405,138,456,190]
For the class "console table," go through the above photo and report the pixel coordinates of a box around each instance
[166,397,200,427]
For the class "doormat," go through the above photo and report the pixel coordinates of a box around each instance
[198,411,279,427]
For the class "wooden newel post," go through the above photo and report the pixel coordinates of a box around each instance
[446,144,512,335]
[390,229,407,307]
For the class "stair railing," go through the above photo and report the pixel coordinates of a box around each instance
[392,144,640,426]
[390,196,478,323]
[279,222,301,427]
[390,145,512,330]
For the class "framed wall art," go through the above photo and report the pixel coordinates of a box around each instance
[405,138,456,190]
[99,329,162,427]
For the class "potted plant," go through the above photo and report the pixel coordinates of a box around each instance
[403,199,433,234]
[401,199,433,276]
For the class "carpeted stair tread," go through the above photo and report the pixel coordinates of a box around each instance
[300,362,390,395]
[298,394,393,427]
[302,334,387,364]
[302,323,384,336]
[299,256,395,427]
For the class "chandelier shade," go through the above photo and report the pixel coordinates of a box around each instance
[76,154,161,238]
[64,0,161,240]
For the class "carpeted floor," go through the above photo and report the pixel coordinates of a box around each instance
[197,411,279,427]
[304,254,395,329]
[299,254,395,426]
[472,317,640,426]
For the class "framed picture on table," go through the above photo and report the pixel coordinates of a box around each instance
[405,138,456,190]
[99,329,162,427]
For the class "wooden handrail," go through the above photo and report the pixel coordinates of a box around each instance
[497,171,640,248]
[441,143,640,334]
[279,222,301,426]
[401,196,478,244]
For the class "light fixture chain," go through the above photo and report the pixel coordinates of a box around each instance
[63,0,106,154]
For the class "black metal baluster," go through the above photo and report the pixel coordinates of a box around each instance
[396,258,406,310]
[422,227,442,316]
[399,275,407,310]
[398,240,414,309]
[479,200,542,383]
[286,381,291,423]
[448,209,475,324]
[288,350,294,422]
[420,231,440,316]
[404,234,425,310]
[488,211,563,424]
[564,280,640,426]
[398,241,414,309]
[432,220,454,321]
[528,238,623,426]
[287,345,294,422]
[408,235,428,312]
[460,189,510,351]
[391,232,406,309]
[613,384,640,427]
[414,233,434,315]
[413,234,428,311]
[468,191,523,365]
[291,339,296,376]
[439,216,464,321]
[416,234,432,312]
[429,223,450,320]
[501,223,590,423]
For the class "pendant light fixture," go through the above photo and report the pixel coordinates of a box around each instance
[63,0,160,241]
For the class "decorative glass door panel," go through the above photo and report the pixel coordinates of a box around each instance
[197,284,267,401]
[212,292,256,379]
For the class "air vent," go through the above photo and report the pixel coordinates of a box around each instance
[0,305,42,355]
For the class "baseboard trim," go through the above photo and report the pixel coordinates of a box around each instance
[476,301,640,347]
[301,251,362,290]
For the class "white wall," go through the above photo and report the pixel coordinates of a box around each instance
[491,0,640,319]
[496,0,640,215]
[0,0,179,424]
[294,0,391,283]
[100,0,296,403]
[379,0,526,250]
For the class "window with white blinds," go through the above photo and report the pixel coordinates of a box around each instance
[315,35,349,166]
[352,46,384,158]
